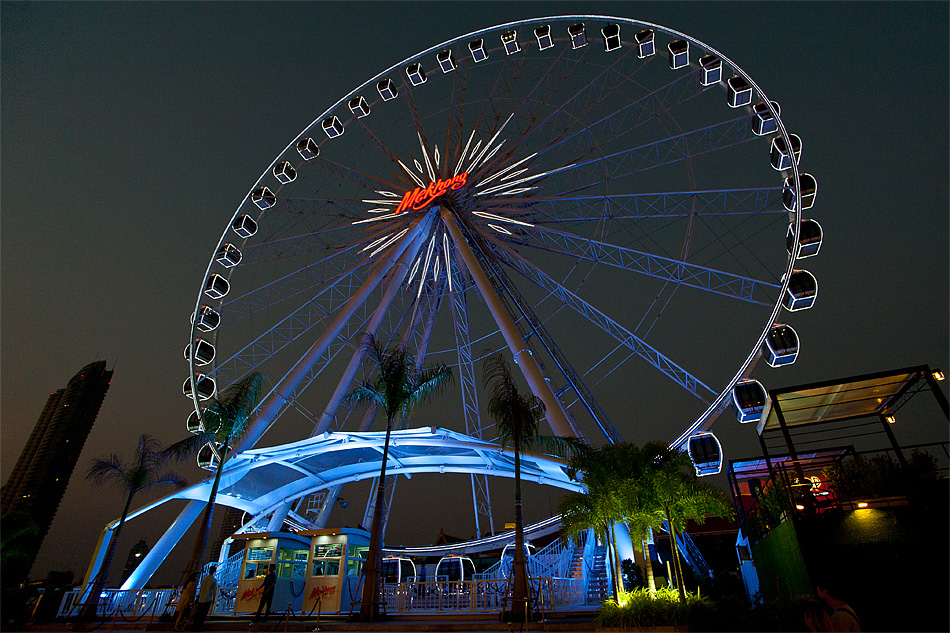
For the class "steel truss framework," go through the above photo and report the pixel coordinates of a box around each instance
[137,15,818,594]
[100,428,582,590]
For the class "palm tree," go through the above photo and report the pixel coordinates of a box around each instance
[165,372,265,593]
[642,442,732,600]
[344,334,452,620]
[483,353,578,622]
[81,434,187,619]
[560,443,664,601]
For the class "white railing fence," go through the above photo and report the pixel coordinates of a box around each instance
[57,587,180,620]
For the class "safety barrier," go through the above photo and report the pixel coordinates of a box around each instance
[380,577,582,615]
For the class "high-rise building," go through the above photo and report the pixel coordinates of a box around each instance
[210,506,246,563]
[1,361,113,581]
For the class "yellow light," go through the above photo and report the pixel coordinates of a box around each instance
[857,502,869,508]
[933,369,945,381]
[795,504,805,510]
[885,415,896,424]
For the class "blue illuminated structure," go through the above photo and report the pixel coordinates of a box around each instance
[84,15,827,595]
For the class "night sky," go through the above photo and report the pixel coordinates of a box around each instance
[2,2,947,587]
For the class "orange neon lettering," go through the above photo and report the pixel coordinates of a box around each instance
[395,173,468,215]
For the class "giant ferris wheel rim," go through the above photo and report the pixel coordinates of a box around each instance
[187,14,806,460]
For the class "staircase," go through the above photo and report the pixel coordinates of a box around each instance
[568,547,584,580]
[586,546,608,604]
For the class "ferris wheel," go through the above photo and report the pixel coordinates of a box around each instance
[183,16,819,532]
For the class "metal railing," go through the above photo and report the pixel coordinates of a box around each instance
[380,577,581,614]
[57,587,179,620]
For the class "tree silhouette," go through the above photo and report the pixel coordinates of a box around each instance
[483,352,578,621]
[81,434,186,619]
[345,334,452,620]
[165,372,265,598]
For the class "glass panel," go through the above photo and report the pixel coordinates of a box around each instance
[314,543,343,558]
[247,546,274,562]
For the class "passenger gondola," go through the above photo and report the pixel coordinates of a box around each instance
[732,379,768,424]
[786,218,823,258]
[782,269,818,311]
[687,431,722,476]
[762,324,799,367]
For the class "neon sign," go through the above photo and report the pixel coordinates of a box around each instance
[395,173,467,214]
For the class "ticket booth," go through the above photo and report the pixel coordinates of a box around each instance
[232,532,310,615]
[299,528,370,614]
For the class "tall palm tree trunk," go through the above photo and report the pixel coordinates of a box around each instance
[608,523,623,600]
[641,532,657,593]
[81,492,134,620]
[511,437,530,621]
[663,508,686,600]
[181,434,231,586]
[360,418,394,620]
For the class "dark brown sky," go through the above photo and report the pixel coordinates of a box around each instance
[2,2,947,586]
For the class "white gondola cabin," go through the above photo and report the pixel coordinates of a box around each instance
[204,273,229,299]
[469,38,488,62]
[783,269,818,311]
[635,29,655,58]
[727,75,752,107]
[437,49,456,73]
[699,55,722,86]
[770,134,802,171]
[348,96,370,118]
[251,186,276,210]
[186,409,203,434]
[535,25,553,50]
[216,243,242,268]
[273,161,296,184]
[183,373,216,401]
[786,218,823,258]
[762,324,799,367]
[752,101,779,136]
[568,23,587,49]
[783,173,818,212]
[322,116,344,138]
[377,78,398,101]
[501,30,520,55]
[406,62,426,85]
[193,305,221,332]
[232,214,258,239]
[732,379,768,424]
[184,338,215,366]
[688,431,722,476]
[296,137,319,160]
[668,40,688,69]
[197,442,219,470]
[602,24,621,51]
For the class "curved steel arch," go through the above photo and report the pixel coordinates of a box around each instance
[109,428,581,590]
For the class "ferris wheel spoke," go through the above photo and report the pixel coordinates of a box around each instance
[312,155,404,194]
[536,114,759,196]
[486,256,621,444]
[500,223,779,305]
[512,63,705,170]
[218,225,402,325]
[486,232,717,402]
[479,187,786,224]
[208,257,394,388]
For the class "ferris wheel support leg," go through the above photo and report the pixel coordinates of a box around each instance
[279,233,428,530]
[441,208,575,439]
[230,210,437,456]
[120,499,205,590]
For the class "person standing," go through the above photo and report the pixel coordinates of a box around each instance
[253,564,277,621]
[190,565,217,631]
[173,573,198,631]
